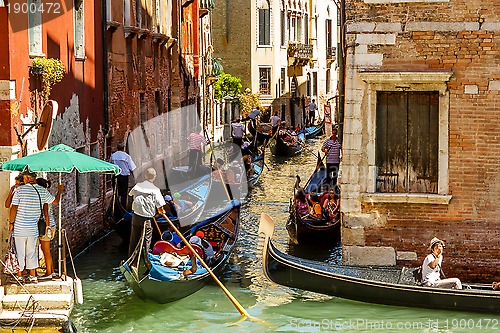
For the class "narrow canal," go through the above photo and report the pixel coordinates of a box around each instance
[70,136,499,333]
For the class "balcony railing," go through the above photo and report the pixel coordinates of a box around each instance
[287,42,313,67]
[327,46,337,60]
[287,42,313,59]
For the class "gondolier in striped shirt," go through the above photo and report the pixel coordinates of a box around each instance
[188,127,208,173]
[322,128,342,189]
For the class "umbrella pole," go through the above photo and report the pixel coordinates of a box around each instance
[58,172,63,277]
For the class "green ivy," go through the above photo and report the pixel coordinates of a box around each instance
[214,72,242,101]
[31,57,65,101]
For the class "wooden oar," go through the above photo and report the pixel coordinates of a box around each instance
[159,212,249,317]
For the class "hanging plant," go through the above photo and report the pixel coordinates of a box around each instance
[30,57,65,101]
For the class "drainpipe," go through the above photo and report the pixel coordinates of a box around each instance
[337,0,345,143]
[102,0,109,135]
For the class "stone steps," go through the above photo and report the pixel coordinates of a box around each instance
[0,276,75,327]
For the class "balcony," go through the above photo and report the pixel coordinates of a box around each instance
[327,46,337,64]
[287,42,313,67]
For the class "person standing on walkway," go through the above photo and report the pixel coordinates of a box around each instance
[321,128,342,188]
[231,118,245,147]
[128,168,166,256]
[109,141,136,209]
[307,99,317,125]
[9,171,64,283]
[188,127,208,173]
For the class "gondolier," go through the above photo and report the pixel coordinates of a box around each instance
[109,141,136,209]
[322,128,342,188]
[231,118,245,147]
[128,168,166,256]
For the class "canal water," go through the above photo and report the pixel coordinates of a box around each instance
[69,136,500,333]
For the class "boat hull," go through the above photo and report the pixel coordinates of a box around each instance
[260,213,500,314]
[121,202,241,303]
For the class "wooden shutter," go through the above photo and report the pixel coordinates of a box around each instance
[376,91,438,193]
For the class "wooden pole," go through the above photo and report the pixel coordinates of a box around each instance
[159,212,249,317]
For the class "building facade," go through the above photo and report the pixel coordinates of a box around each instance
[341,0,500,281]
[0,0,106,253]
[212,0,338,131]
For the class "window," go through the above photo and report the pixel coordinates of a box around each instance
[280,10,286,46]
[76,147,88,205]
[312,72,317,96]
[304,13,309,43]
[89,143,100,200]
[74,0,85,59]
[289,15,296,42]
[297,16,302,43]
[376,91,439,193]
[326,19,332,50]
[258,0,271,46]
[306,73,311,96]
[124,0,131,26]
[280,68,286,94]
[259,67,271,95]
[28,0,43,56]
[326,69,331,93]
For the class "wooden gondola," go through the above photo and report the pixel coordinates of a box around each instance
[246,153,265,189]
[286,153,340,244]
[269,131,305,157]
[260,213,500,314]
[111,173,212,245]
[120,200,241,303]
[248,121,273,143]
[303,120,325,139]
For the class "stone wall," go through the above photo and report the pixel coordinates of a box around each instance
[341,0,500,281]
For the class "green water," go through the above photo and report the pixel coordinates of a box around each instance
[70,137,500,332]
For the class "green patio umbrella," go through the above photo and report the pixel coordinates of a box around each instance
[1,143,121,275]
[1,144,121,174]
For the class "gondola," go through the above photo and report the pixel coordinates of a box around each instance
[120,200,241,303]
[269,131,305,157]
[303,119,325,139]
[111,173,212,245]
[248,121,273,143]
[286,153,340,244]
[246,152,265,189]
[260,213,500,314]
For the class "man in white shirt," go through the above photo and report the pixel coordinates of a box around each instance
[110,141,136,209]
[307,99,317,125]
[270,112,281,135]
[421,237,462,289]
[231,118,245,147]
[128,168,166,255]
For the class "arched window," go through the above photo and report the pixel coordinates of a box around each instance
[259,0,271,46]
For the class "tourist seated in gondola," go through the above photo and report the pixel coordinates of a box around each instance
[163,194,179,218]
[195,231,215,264]
[421,237,462,289]
[308,193,323,220]
[295,188,310,216]
[322,190,340,223]
[172,192,193,213]
[243,155,255,178]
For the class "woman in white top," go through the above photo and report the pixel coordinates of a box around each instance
[421,237,462,289]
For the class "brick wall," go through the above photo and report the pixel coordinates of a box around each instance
[342,0,500,281]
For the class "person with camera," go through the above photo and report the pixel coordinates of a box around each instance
[421,237,462,289]
[8,171,64,283]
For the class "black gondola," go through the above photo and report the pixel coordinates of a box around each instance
[260,213,500,314]
[286,153,340,244]
[248,121,273,143]
[269,131,305,157]
[120,200,241,303]
[303,120,325,139]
